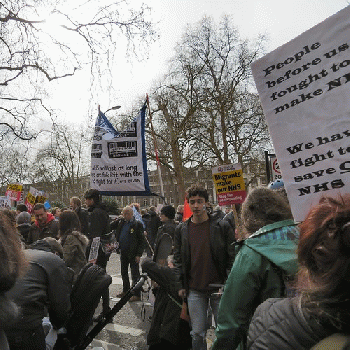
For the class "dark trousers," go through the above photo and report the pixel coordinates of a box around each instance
[120,252,141,296]
[6,325,46,350]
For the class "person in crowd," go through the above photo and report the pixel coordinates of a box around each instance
[142,256,192,350]
[144,206,161,257]
[51,207,62,219]
[213,187,299,350]
[113,206,144,302]
[0,208,17,228]
[58,209,89,281]
[223,204,242,241]
[27,203,59,244]
[16,211,32,244]
[16,203,28,216]
[175,204,184,223]
[70,196,89,235]
[212,205,225,221]
[130,202,141,213]
[0,210,28,350]
[173,184,235,350]
[84,189,110,266]
[4,238,71,350]
[247,195,350,349]
[84,189,111,314]
[153,205,177,265]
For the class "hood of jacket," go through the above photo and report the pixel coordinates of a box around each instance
[70,231,89,248]
[34,212,56,228]
[244,219,299,275]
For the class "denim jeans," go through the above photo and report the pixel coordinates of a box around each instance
[187,289,221,350]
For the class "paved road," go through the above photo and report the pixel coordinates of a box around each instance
[87,252,215,350]
[89,252,153,350]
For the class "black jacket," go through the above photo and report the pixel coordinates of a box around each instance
[114,217,144,258]
[247,297,335,350]
[87,203,110,240]
[4,249,71,331]
[76,206,89,235]
[173,215,235,292]
[141,258,191,348]
[145,211,161,244]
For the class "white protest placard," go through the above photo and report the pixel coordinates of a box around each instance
[88,237,100,264]
[91,103,151,196]
[251,6,350,222]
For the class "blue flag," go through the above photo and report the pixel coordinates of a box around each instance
[90,102,151,196]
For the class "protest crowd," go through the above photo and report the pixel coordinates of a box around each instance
[3,5,350,350]
[0,180,350,350]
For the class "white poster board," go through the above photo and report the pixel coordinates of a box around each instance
[251,6,350,222]
[91,104,151,196]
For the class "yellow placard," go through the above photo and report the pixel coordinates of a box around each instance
[213,169,246,193]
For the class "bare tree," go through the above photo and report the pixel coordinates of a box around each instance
[149,16,270,199]
[0,0,156,140]
[29,121,91,204]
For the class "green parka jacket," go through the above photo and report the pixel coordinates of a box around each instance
[213,219,300,350]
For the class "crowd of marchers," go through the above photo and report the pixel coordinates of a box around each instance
[1,182,350,350]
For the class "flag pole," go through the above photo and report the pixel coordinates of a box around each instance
[146,94,165,199]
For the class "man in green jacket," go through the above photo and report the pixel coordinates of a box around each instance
[213,187,299,350]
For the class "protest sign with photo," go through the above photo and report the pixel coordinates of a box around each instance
[5,183,23,202]
[251,6,350,222]
[212,163,246,206]
[91,102,151,196]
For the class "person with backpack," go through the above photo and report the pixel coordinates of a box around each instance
[247,195,350,350]
[153,205,177,265]
[213,187,299,350]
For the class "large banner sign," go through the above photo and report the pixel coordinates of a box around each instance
[251,6,350,222]
[90,103,151,196]
[5,183,23,202]
[212,163,246,206]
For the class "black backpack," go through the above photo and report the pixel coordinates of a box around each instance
[54,263,112,349]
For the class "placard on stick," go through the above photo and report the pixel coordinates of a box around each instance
[212,163,246,206]
[251,6,350,222]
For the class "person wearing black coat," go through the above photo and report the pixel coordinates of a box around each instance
[70,196,89,235]
[153,205,177,264]
[114,206,145,301]
[4,240,71,350]
[84,189,111,315]
[144,207,161,256]
[142,257,191,350]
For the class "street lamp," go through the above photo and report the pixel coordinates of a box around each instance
[104,105,121,113]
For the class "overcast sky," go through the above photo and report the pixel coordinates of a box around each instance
[50,0,349,123]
